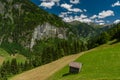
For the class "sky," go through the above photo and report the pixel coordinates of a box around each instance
[31,0,120,25]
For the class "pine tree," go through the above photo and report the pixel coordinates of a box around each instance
[10,58,18,74]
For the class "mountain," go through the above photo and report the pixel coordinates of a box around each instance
[0,0,118,59]
[68,21,118,41]
[68,21,105,39]
[0,0,70,52]
[0,0,115,53]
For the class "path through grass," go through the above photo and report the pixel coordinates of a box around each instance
[10,52,86,80]
[48,42,120,80]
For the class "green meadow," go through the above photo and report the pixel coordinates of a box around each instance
[0,48,26,65]
[48,41,120,80]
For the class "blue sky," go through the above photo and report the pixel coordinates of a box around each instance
[31,0,120,25]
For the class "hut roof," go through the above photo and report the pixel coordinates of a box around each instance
[69,62,82,68]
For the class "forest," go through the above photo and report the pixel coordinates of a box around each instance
[0,23,120,80]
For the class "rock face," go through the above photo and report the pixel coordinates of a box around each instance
[30,23,67,48]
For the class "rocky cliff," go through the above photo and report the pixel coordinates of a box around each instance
[30,23,67,49]
[0,0,69,50]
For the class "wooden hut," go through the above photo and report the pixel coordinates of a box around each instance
[69,62,82,73]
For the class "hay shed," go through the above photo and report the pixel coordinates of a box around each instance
[69,62,82,73]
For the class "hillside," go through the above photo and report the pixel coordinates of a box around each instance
[0,48,26,65]
[68,21,115,39]
[0,0,113,56]
[0,0,69,56]
[10,53,83,80]
[68,21,100,38]
[48,41,120,80]
[0,0,115,58]
[9,41,120,80]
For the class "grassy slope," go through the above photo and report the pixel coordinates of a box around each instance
[9,52,86,80]
[48,41,120,80]
[0,48,7,64]
[0,48,26,65]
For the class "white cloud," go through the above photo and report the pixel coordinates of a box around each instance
[95,19,104,23]
[112,1,120,7]
[52,0,60,2]
[59,14,65,17]
[61,3,72,10]
[79,18,92,23]
[39,1,55,9]
[70,0,80,4]
[60,3,82,12]
[63,16,74,22]
[98,10,114,18]
[62,14,92,23]
[80,14,87,18]
[59,12,72,17]
[69,8,82,12]
[83,9,87,12]
[90,10,114,20]
[114,19,120,24]
[60,11,112,24]
[67,11,72,14]
[40,0,60,3]
[99,23,105,25]
[90,15,97,19]
[39,0,60,8]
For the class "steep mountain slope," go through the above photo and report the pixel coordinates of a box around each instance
[68,21,106,39]
[0,0,114,55]
[0,1,76,79]
[68,21,116,40]
[0,0,69,54]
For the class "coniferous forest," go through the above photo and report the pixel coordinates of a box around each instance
[0,23,120,80]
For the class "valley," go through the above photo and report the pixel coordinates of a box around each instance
[0,0,120,80]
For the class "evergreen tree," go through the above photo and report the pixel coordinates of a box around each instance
[99,32,110,44]
[11,58,18,74]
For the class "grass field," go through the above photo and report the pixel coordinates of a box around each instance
[9,52,86,80]
[9,41,120,80]
[48,41,120,80]
[0,48,26,65]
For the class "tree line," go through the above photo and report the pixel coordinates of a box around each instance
[0,23,120,80]
[0,38,88,80]
[88,23,120,49]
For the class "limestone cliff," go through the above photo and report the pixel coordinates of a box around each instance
[30,23,67,48]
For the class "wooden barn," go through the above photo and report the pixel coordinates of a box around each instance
[69,62,82,73]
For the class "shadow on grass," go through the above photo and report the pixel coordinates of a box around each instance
[62,72,78,77]
[62,73,71,77]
